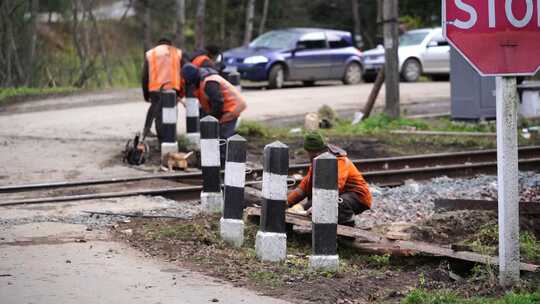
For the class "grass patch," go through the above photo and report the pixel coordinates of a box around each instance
[465,224,540,264]
[236,120,292,139]
[0,86,77,105]
[403,289,540,304]
[328,114,429,135]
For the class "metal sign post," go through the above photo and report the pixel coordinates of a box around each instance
[495,77,520,286]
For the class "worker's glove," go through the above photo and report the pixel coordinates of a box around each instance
[287,203,307,215]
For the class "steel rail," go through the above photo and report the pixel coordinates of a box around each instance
[2,159,539,207]
[1,146,539,194]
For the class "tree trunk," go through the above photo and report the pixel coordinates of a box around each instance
[258,0,269,35]
[382,0,400,118]
[175,0,185,47]
[243,0,255,46]
[195,0,206,49]
[351,0,363,48]
[26,0,39,85]
[142,0,152,51]
[219,0,226,45]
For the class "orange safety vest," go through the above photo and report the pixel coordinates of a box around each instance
[195,74,247,122]
[145,45,183,92]
[192,54,211,68]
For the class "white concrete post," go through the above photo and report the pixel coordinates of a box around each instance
[496,76,520,286]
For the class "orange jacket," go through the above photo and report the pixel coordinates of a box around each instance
[287,152,372,209]
[195,74,247,123]
[145,45,183,92]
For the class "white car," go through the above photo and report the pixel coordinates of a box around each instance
[360,28,450,82]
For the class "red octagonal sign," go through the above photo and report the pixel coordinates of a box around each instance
[443,0,540,76]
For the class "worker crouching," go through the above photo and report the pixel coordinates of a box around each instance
[181,63,247,165]
[288,132,372,226]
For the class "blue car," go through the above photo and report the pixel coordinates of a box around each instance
[223,28,363,89]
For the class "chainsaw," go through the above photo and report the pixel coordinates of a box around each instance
[122,132,149,166]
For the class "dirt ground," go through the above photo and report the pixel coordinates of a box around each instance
[115,215,540,304]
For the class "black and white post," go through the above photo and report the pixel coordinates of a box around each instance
[309,152,339,271]
[220,134,247,247]
[255,141,289,262]
[160,90,179,159]
[185,85,200,149]
[200,116,223,213]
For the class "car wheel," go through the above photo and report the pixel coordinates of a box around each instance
[302,80,316,86]
[342,62,363,85]
[401,58,422,82]
[268,64,285,89]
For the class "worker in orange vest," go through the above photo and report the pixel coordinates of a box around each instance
[141,37,187,140]
[190,45,223,70]
[287,132,372,227]
[181,63,247,164]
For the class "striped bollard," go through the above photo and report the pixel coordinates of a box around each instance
[200,116,223,213]
[255,141,288,262]
[309,152,339,271]
[185,85,200,149]
[220,134,247,247]
[160,90,179,160]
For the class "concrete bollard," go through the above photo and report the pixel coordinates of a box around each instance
[220,134,247,247]
[160,90,179,160]
[200,116,223,213]
[255,141,288,262]
[185,85,200,149]
[309,152,339,271]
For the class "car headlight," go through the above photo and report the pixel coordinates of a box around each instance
[243,56,269,64]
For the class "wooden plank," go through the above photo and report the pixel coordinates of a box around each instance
[244,206,539,272]
[435,199,540,215]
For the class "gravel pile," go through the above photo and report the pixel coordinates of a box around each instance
[356,172,540,229]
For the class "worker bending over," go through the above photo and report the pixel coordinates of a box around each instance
[181,63,247,164]
[288,132,372,226]
[141,37,187,140]
[190,45,223,71]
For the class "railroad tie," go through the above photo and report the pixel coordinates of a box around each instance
[255,141,289,262]
[185,85,200,149]
[160,90,179,161]
[200,116,223,213]
[309,152,339,272]
[220,134,247,247]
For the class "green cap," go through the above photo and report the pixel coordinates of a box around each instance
[303,132,326,152]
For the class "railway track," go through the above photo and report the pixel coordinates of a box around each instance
[1,146,539,206]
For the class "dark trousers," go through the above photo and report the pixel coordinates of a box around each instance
[144,93,163,141]
[219,118,238,167]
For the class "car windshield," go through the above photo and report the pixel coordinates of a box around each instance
[399,31,429,46]
[249,31,298,49]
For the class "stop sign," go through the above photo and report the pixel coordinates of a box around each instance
[443,0,540,76]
